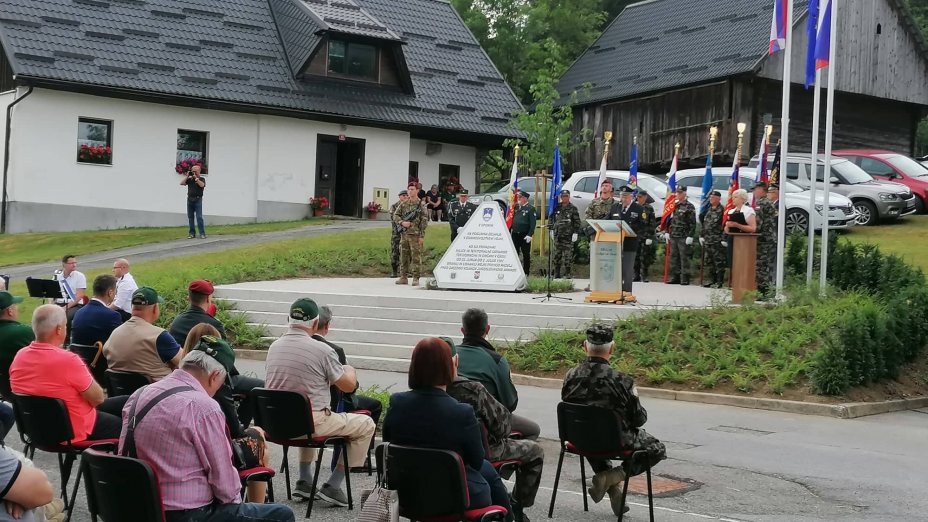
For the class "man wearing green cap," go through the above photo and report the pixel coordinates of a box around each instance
[104,287,182,382]
[511,191,536,275]
[266,297,375,507]
[0,291,33,381]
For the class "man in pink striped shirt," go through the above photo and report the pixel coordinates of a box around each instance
[118,341,294,522]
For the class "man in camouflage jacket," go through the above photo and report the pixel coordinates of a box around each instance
[550,190,581,278]
[665,187,697,285]
[388,190,408,277]
[583,180,615,239]
[698,190,726,288]
[634,191,658,282]
[393,183,429,285]
[753,183,778,296]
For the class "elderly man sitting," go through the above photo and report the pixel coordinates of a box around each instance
[119,342,294,522]
[561,324,666,517]
[104,287,182,382]
[10,305,128,441]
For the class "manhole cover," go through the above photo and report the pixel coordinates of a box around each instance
[627,475,700,497]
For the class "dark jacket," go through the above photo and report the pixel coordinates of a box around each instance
[608,201,645,252]
[456,336,519,412]
[168,306,227,345]
[70,299,123,346]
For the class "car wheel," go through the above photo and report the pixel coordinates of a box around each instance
[853,200,878,226]
[916,196,926,214]
[785,208,809,234]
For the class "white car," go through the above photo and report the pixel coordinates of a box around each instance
[674,167,857,233]
[559,170,669,219]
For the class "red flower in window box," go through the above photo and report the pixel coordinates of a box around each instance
[176,157,208,175]
[77,143,112,164]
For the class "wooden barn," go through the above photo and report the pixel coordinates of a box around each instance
[557,0,928,172]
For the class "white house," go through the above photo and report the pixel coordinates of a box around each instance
[0,0,522,233]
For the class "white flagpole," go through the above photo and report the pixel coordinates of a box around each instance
[775,2,793,298]
[807,68,822,285]
[820,0,838,292]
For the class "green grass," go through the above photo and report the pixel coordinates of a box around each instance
[0,218,333,266]
[845,215,928,273]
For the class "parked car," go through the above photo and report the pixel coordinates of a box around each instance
[747,153,916,226]
[558,170,669,219]
[471,177,553,214]
[675,168,856,233]
[833,149,928,213]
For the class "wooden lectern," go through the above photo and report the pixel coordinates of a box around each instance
[585,220,636,304]
[730,233,759,303]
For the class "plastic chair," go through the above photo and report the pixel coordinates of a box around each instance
[239,466,276,502]
[70,342,108,386]
[548,402,654,522]
[251,387,352,518]
[81,447,163,522]
[375,443,508,521]
[104,369,149,397]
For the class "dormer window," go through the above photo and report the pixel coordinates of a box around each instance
[327,40,378,81]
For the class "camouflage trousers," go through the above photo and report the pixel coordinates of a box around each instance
[552,235,574,278]
[668,237,690,281]
[704,240,727,281]
[390,230,401,274]
[399,233,423,278]
[587,429,665,477]
[490,438,545,507]
[757,239,776,286]
[635,241,656,278]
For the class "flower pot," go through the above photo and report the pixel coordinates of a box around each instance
[368,212,378,220]
[313,209,325,217]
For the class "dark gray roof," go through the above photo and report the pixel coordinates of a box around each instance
[0,0,522,142]
[557,0,808,106]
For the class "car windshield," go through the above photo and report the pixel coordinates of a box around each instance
[638,176,667,196]
[884,155,928,178]
[481,179,510,193]
[831,160,873,184]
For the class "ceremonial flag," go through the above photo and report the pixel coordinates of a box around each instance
[752,135,770,208]
[699,151,713,214]
[804,0,820,87]
[629,139,638,196]
[814,0,832,70]
[769,141,782,185]
[721,158,741,225]
[505,153,519,229]
[659,150,678,230]
[548,143,563,218]
[594,144,608,197]
[769,0,789,55]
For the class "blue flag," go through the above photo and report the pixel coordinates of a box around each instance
[700,152,713,213]
[805,0,819,87]
[629,140,638,197]
[814,0,832,70]
[548,143,563,218]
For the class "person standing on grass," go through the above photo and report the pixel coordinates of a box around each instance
[394,183,429,286]
[389,190,408,278]
[180,163,207,239]
[511,191,536,276]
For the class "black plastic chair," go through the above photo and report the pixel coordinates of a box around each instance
[81,447,163,522]
[252,387,352,518]
[375,443,508,522]
[70,342,108,387]
[104,369,149,397]
[12,394,119,522]
[548,402,654,522]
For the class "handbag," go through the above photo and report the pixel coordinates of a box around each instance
[358,443,399,522]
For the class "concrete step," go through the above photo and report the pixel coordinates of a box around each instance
[235,309,593,331]
[253,323,546,345]
[347,355,410,373]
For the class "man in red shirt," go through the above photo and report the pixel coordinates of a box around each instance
[10,304,127,441]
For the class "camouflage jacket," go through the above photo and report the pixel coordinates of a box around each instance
[585,197,615,221]
[668,199,697,238]
[551,202,581,238]
[392,199,429,236]
[562,357,648,448]
[756,198,778,242]
[447,376,511,449]
[699,204,725,242]
[390,201,403,234]
[638,205,658,241]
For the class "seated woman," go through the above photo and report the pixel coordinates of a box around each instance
[724,189,758,234]
[183,323,270,503]
[383,337,512,514]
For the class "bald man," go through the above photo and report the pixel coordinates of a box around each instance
[111,258,138,316]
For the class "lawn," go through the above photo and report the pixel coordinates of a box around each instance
[0,217,333,266]
[844,215,928,273]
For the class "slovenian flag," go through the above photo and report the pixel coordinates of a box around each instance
[769,0,789,55]
[660,151,678,231]
[752,135,770,208]
[722,159,741,225]
[505,154,519,229]
[814,0,832,70]
[594,143,608,197]
[629,140,638,196]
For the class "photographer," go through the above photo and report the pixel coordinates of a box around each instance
[180,164,207,238]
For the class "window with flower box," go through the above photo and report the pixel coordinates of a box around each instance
[77,118,113,165]
[177,130,209,174]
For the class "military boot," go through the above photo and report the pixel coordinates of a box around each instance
[395,277,408,285]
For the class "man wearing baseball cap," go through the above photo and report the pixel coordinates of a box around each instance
[0,291,33,379]
[266,297,375,507]
[104,287,183,382]
[511,191,536,275]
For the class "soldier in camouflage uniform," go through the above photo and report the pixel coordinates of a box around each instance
[753,182,778,296]
[444,338,543,522]
[634,190,657,282]
[666,186,697,285]
[550,190,581,278]
[583,180,615,239]
[699,190,727,288]
[562,324,666,518]
[389,190,408,277]
[393,183,429,286]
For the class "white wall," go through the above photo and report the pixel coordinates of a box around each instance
[0,89,13,170]
[409,139,476,192]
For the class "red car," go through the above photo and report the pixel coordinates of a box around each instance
[834,149,928,213]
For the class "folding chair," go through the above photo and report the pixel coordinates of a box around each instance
[548,402,654,522]
[81,447,163,522]
[239,466,276,503]
[376,443,508,521]
[104,369,149,397]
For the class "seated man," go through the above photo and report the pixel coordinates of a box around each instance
[71,274,123,347]
[110,258,138,320]
[446,337,543,522]
[0,291,34,379]
[0,445,54,521]
[11,305,128,441]
[170,279,263,426]
[561,324,666,517]
[265,298,375,507]
[55,254,87,338]
[456,308,540,440]
[104,287,182,382]
[119,344,294,522]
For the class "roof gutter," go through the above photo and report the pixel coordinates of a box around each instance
[1,85,32,234]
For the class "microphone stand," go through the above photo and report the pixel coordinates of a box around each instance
[534,222,571,302]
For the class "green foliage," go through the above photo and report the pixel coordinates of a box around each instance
[525,276,575,293]
[358,384,393,431]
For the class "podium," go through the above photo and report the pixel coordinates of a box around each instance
[585,220,636,304]
[730,233,758,303]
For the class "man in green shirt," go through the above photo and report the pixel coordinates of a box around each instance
[511,191,536,276]
[0,291,34,385]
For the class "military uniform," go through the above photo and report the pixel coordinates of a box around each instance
[393,198,429,282]
[583,197,615,238]
[635,202,658,282]
[755,197,778,293]
[511,197,536,275]
[447,197,478,241]
[608,192,644,293]
[550,200,581,278]
[389,199,402,277]
[699,203,726,287]
[667,197,697,284]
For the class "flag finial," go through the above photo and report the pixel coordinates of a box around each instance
[709,126,718,141]
[737,122,747,137]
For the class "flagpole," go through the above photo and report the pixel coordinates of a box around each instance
[807,68,822,285]
[774,2,792,298]
[820,0,838,292]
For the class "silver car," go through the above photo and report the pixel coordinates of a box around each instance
[675,168,857,233]
[559,170,669,218]
[471,177,553,214]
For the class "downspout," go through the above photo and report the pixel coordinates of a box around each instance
[1,85,33,234]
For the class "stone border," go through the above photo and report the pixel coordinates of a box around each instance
[235,350,928,419]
